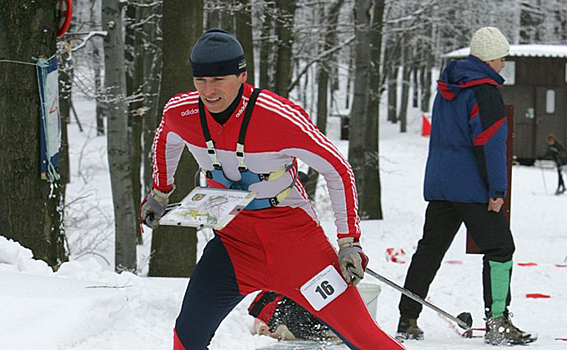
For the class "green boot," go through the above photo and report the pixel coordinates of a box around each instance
[395,317,424,340]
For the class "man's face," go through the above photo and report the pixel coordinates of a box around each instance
[193,72,247,113]
[487,57,506,73]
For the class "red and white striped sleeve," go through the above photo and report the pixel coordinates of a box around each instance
[151,94,195,192]
[256,91,361,239]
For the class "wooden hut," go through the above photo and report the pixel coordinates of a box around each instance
[442,45,567,164]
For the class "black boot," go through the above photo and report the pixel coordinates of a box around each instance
[396,317,424,340]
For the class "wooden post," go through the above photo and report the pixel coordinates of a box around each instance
[467,105,514,254]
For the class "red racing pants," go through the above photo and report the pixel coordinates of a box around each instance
[174,206,404,350]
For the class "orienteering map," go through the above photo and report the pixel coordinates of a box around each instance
[160,187,256,230]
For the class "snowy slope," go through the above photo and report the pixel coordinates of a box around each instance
[1,95,566,350]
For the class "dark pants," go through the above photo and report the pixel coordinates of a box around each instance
[556,165,565,193]
[399,201,515,320]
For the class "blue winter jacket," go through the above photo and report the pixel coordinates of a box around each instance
[424,55,508,203]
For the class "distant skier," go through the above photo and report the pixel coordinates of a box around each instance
[140,29,404,350]
[395,27,537,346]
[542,133,567,195]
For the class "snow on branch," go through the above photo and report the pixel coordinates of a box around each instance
[288,35,355,93]
[70,31,108,52]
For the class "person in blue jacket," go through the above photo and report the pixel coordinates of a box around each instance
[395,27,537,346]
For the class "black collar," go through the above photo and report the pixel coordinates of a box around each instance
[210,84,244,125]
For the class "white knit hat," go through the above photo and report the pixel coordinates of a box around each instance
[470,27,510,61]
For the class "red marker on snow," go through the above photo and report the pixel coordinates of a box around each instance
[526,293,550,299]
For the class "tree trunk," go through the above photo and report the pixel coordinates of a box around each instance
[387,65,398,123]
[398,41,412,133]
[305,64,328,199]
[345,49,353,110]
[91,4,105,136]
[94,50,105,136]
[412,63,419,108]
[101,0,138,272]
[58,44,73,185]
[148,0,203,278]
[348,0,373,202]
[0,0,67,269]
[274,0,296,98]
[361,0,385,220]
[306,0,344,199]
[383,31,399,123]
[349,0,385,220]
[128,2,148,245]
[207,0,231,29]
[420,51,433,113]
[259,1,275,90]
[235,0,255,85]
[142,1,162,197]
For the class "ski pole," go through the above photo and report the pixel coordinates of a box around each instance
[364,267,472,330]
[540,164,548,194]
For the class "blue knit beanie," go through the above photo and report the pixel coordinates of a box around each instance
[190,29,247,77]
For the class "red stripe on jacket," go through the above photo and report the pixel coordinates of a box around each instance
[469,103,479,120]
[473,117,506,146]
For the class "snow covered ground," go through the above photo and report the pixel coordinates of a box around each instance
[1,92,566,350]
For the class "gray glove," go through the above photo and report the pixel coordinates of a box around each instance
[338,237,369,285]
[139,187,174,229]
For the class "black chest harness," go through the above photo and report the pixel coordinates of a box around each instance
[198,88,298,210]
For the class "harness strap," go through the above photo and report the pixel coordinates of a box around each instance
[259,166,300,209]
[237,88,262,171]
[257,158,297,182]
[198,98,221,169]
[198,88,262,171]
[197,87,298,209]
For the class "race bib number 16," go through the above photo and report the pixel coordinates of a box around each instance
[300,265,347,311]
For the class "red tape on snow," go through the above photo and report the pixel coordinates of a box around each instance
[517,262,566,267]
[445,260,463,265]
[525,293,550,299]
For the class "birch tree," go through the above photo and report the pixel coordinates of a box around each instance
[101,0,137,272]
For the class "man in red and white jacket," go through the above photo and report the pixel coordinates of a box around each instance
[140,29,404,350]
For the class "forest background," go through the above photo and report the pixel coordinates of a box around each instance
[1,0,566,276]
